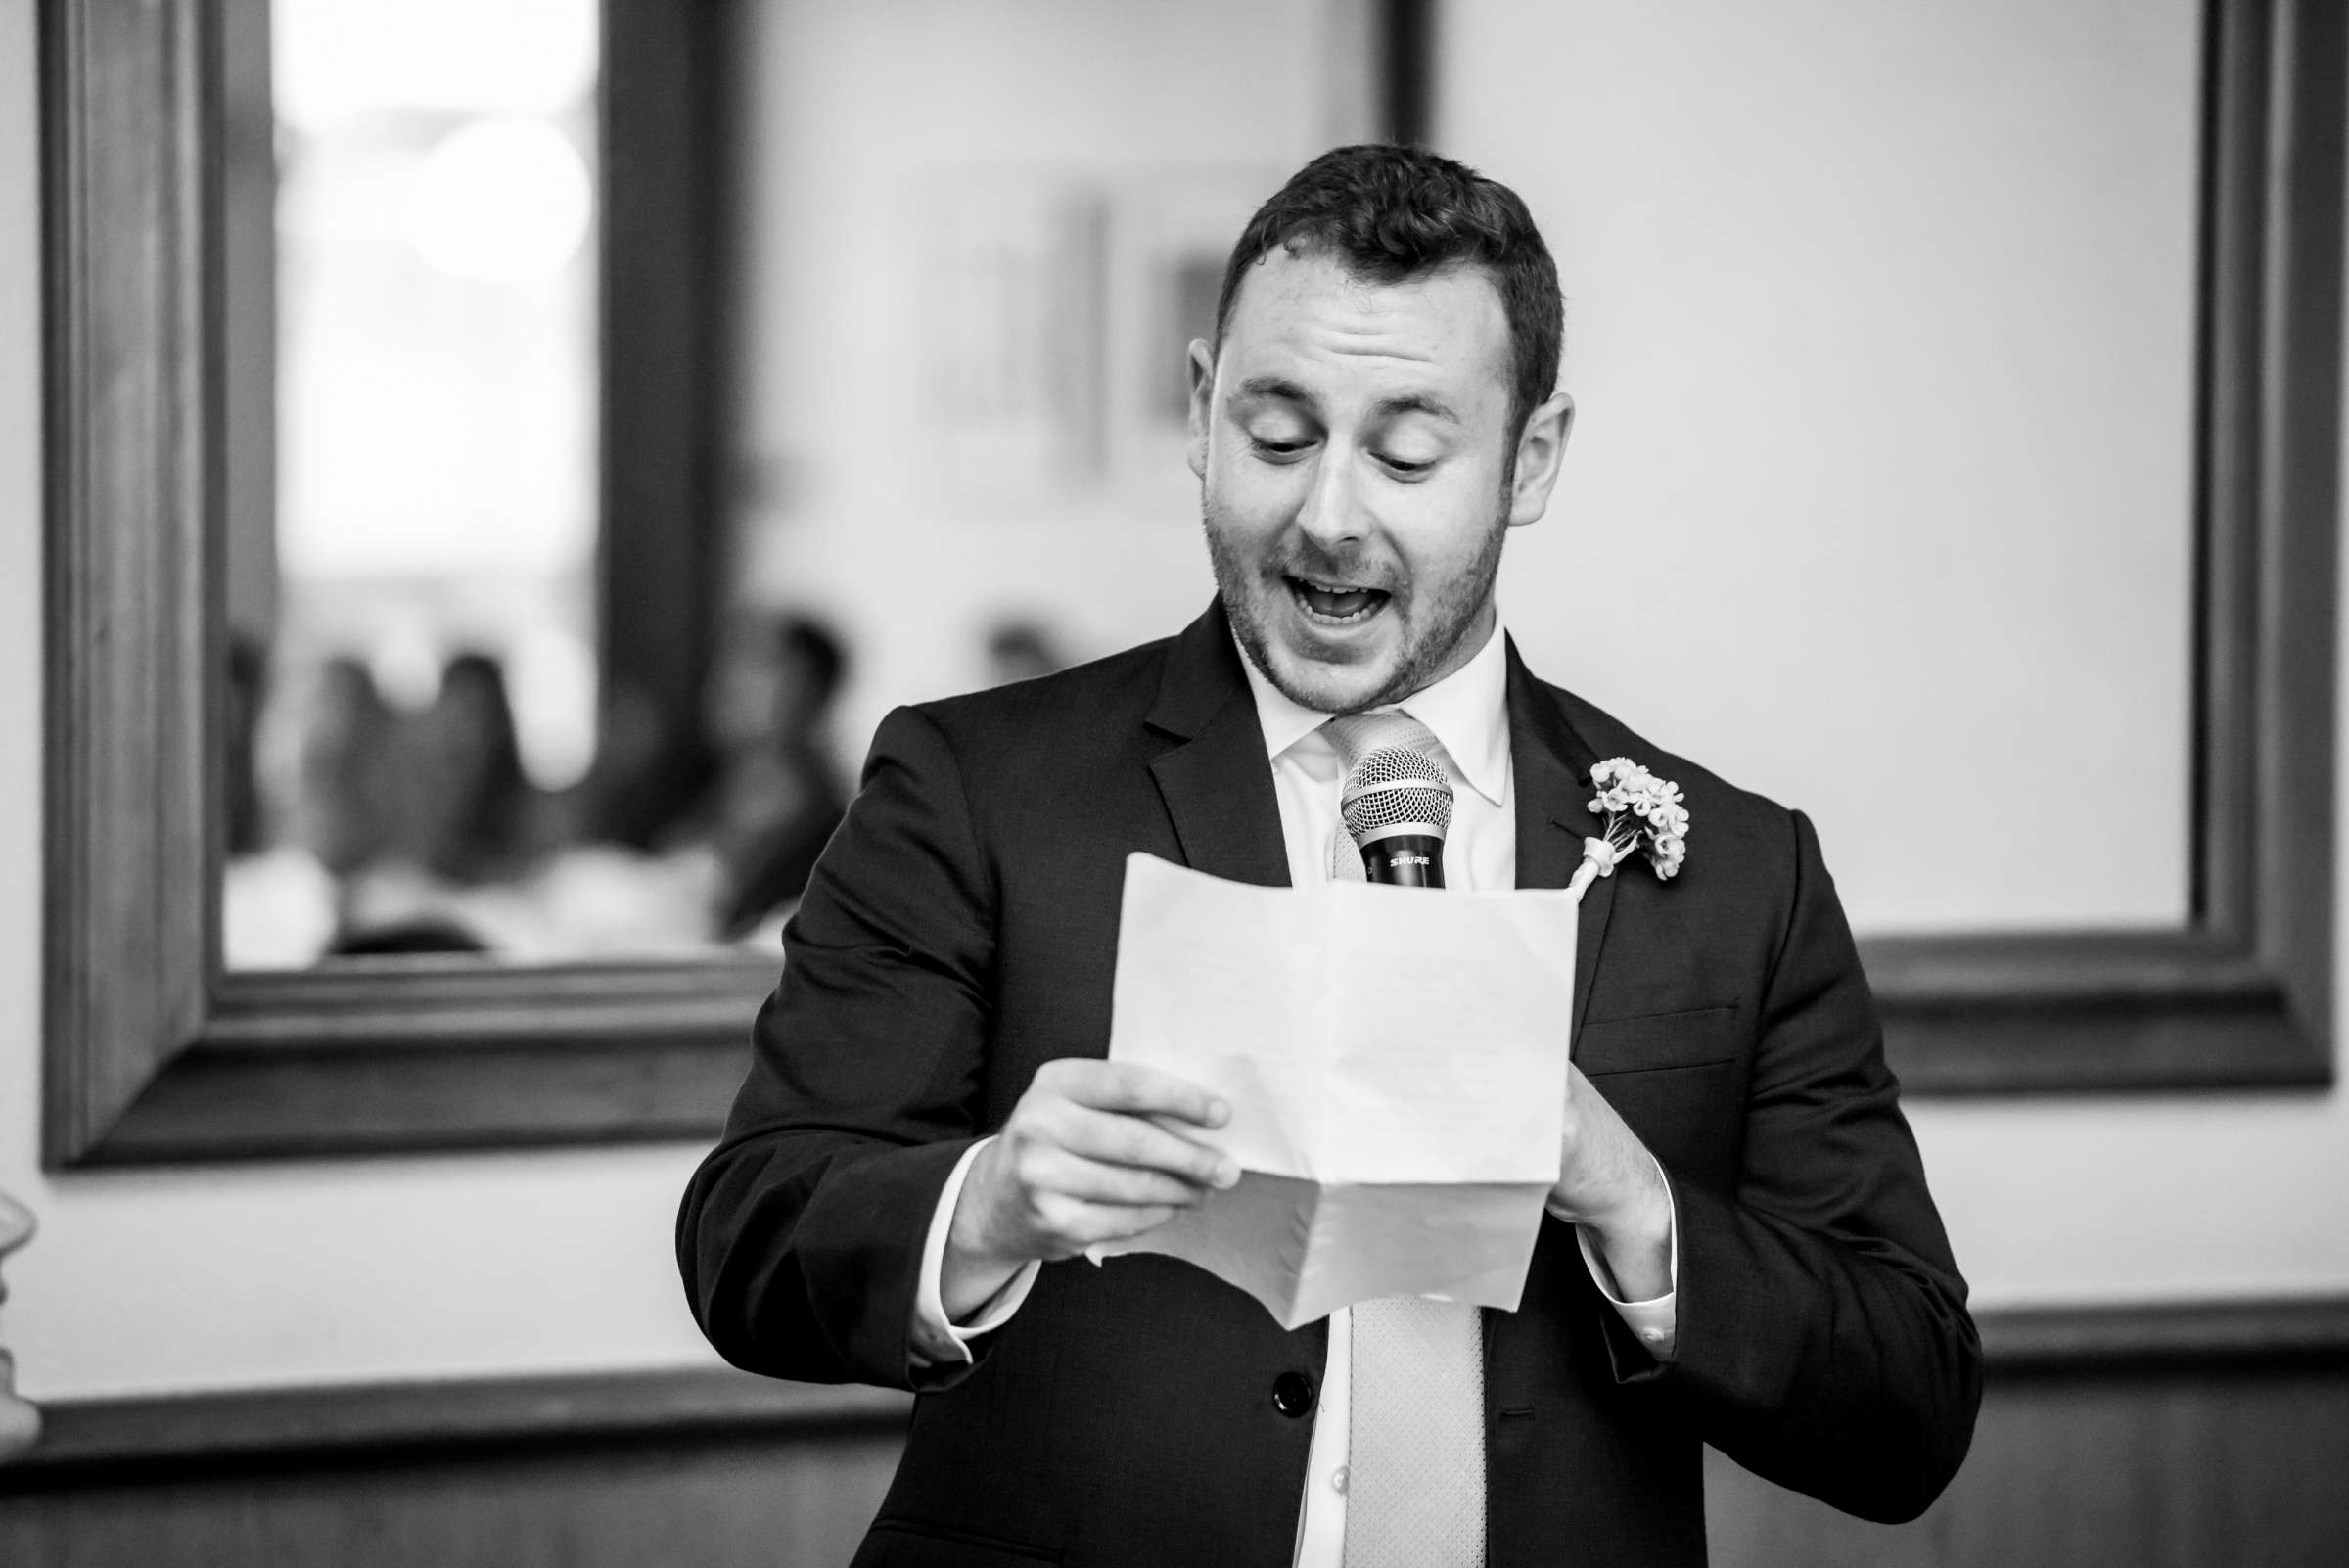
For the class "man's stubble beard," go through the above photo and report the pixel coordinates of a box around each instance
[1203,489,1510,715]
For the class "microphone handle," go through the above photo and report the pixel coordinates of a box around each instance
[1359,833,1446,889]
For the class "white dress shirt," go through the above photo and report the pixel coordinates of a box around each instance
[909,620,1679,1565]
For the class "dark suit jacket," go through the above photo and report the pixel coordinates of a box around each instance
[678,601,1981,1568]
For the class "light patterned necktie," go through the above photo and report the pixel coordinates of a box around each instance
[1321,713,1488,1568]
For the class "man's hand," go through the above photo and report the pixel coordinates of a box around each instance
[942,1060,1239,1321]
[1548,1064,1674,1302]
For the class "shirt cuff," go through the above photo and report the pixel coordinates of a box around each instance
[1559,1152,1680,1361]
[909,1136,1041,1367]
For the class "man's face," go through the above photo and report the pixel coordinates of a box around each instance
[1188,246,1566,714]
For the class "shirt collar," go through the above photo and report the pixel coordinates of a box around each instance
[1232,618,1513,807]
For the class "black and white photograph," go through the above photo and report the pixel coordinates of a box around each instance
[3,1,2346,1564]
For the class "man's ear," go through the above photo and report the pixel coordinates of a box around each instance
[1185,338,1217,480]
[1506,392,1575,528]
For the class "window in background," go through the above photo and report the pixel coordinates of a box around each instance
[227,0,637,966]
[273,0,600,787]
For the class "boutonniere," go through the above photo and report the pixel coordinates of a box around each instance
[1567,757,1689,901]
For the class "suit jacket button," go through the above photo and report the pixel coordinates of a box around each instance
[1271,1371,1316,1417]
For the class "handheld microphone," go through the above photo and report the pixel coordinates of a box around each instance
[1341,747,1454,889]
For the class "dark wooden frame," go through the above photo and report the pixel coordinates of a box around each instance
[39,0,769,1166]
[40,0,2338,1168]
[1860,0,2342,1093]
[594,0,735,851]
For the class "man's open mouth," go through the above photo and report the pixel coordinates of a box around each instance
[1285,576,1391,624]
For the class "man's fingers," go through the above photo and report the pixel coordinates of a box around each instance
[1047,1059,1229,1129]
[1053,1108,1238,1188]
[1038,1155,1214,1210]
[1032,1195,1184,1254]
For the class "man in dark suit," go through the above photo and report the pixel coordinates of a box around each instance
[679,145,1980,1567]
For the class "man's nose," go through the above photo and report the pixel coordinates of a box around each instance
[1293,446,1366,551]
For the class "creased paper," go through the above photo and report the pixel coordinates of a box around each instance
[1092,853,1579,1328]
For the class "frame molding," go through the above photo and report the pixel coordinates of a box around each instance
[39,0,2337,1167]
[1,1370,913,1486]
[1860,0,2342,1093]
[42,0,220,1163]
[6,1297,2345,1483]
[40,0,770,1165]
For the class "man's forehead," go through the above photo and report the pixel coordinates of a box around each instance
[1220,248,1510,401]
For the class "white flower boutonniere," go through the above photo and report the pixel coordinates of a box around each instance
[1567,757,1690,902]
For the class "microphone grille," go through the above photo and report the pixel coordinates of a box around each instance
[1340,746,1455,841]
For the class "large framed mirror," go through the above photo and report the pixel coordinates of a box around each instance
[43,0,2337,1167]
[42,0,1439,1162]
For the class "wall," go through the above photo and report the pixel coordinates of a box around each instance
[1436,0,2349,1306]
[732,0,2197,939]
[1453,0,2199,935]
[0,0,2344,1437]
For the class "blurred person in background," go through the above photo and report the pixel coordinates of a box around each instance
[332,650,552,958]
[403,650,554,886]
[698,611,852,942]
[221,635,341,968]
[572,678,721,853]
[983,615,1074,688]
[291,654,402,882]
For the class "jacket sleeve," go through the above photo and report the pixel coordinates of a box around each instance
[1604,807,1983,1523]
[676,705,997,1390]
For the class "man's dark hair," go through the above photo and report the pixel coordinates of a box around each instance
[1214,144,1563,440]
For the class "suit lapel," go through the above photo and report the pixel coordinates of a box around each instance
[1505,638,1617,1050]
[1144,602,1292,890]
[1145,605,1316,1364]
[1484,642,1621,1377]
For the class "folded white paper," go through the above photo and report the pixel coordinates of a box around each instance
[1093,853,1580,1328]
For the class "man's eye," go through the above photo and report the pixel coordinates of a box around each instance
[1250,436,1313,458]
[1378,453,1435,476]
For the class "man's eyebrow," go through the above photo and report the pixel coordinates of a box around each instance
[1232,376,1315,406]
[1371,392,1463,425]
[1229,380,1462,425]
